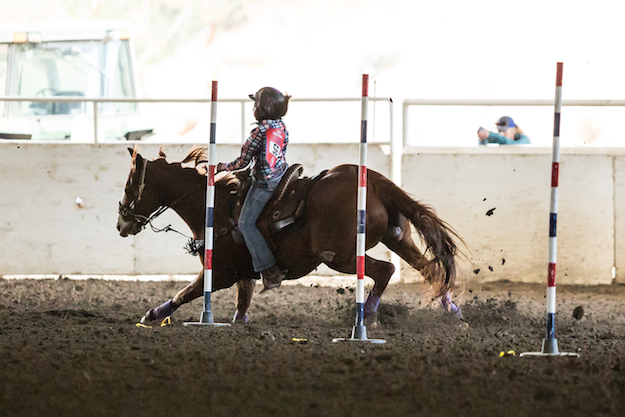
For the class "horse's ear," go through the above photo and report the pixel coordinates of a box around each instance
[158,145,167,160]
[130,144,140,161]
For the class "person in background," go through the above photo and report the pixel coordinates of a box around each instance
[216,87,291,292]
[478,116,530,145]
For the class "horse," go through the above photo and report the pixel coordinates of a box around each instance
[116,147,464,324]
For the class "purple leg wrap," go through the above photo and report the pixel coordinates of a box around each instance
[440,293,463,319]
[364,294,381,317]
[232,311,248,324]
[150,300,178,321]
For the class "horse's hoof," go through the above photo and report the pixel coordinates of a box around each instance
[364,312,378,328]
[140,310,153,324]
[232,312,248,324]
[365,318,379,329]
[451,308,463,320]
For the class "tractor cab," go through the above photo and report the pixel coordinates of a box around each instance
[0,20,152,141]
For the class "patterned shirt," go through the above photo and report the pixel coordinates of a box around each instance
[225,119,289,180]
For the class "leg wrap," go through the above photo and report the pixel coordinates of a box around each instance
[364,294,381,317]
[149,300,178,321]
[440,293,463,319]
[232,311,249,324]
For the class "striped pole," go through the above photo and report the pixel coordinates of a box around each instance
[521,63,576,357]
[333,74,384,344]
[184,81,230,327]
[545,63,563,352]
[354,74,369,339]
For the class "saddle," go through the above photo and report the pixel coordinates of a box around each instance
[233,164,328,252]
[185,164,327,257]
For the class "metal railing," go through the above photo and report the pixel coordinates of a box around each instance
[0,95,397,183]
[0,94,400,281]
[402,98,625,146]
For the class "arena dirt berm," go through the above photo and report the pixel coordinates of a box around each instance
[2,270,625,417]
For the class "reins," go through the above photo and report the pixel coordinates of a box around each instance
[135,183,205,239]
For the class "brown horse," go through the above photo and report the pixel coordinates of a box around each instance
[116,147,463,324]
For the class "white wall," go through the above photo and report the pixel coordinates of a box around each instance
[0,142,391,276]
[1,142,623,285]
[402,146,621,285]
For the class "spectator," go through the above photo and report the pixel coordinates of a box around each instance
[478,116,530,145]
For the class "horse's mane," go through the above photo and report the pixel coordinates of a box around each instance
[177,146,240,189]
[181,146,208,169]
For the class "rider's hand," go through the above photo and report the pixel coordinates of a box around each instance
[216,163,226,173]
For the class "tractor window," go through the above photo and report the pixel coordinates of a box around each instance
[100,39,136,115]
[0,44,7,116]
[8,39,137,117]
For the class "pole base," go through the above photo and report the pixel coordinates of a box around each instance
[183,310,231,327]
[520,338,579,357]
[332,325,386,344]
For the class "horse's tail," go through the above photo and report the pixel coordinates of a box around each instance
[374,173,461,298]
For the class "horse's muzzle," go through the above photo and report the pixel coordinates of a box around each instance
[116,214,142,237]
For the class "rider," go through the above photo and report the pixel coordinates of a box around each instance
[216,87,291,292]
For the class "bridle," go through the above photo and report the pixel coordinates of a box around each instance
[118,159,192,235]
[118,158,237,245]
[118,157,159,230]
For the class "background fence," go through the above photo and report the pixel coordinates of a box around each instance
[1,142,624,285]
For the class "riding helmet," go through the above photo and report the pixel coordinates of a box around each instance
[249,87,291,120]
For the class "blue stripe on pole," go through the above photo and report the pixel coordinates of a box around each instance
[549,213,557,237]
[210,123,216,144]
[356,302,364,326]
[546,312,555,339]
[205,207,213,228]
[360,120,367,143]
[204,291,211,310]
[357,209,366,234]
[553,113,561,137]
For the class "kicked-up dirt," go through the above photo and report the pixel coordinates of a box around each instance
[1,273,625,417]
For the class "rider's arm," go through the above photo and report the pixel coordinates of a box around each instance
[225,127,263,171]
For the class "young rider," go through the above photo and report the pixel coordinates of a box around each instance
[216,87,291,292]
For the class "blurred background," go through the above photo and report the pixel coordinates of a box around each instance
[2,0,624,146]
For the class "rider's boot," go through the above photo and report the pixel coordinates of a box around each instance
[260,265,286,293]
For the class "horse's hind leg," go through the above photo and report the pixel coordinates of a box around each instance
[233,279,255,323]
[382,221,462,319]
[326,254,395,322]
[141,270,203,323]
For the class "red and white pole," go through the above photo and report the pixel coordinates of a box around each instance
[184,81,229,327]
[354,74,369,337]
[521,63,576,357]
[333,74,384,344]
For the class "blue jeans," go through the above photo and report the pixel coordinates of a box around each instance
[238,176,282,272]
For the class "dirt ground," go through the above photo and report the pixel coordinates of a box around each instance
[2,271,625,417]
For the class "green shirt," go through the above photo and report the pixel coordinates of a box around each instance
[479,132,531,145]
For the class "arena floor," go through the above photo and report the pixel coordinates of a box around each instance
[2,272,625,417]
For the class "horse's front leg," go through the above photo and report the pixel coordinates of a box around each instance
[140,270,203,323]
[232,279,255,324]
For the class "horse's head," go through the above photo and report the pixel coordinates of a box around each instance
[117,148,165,237]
